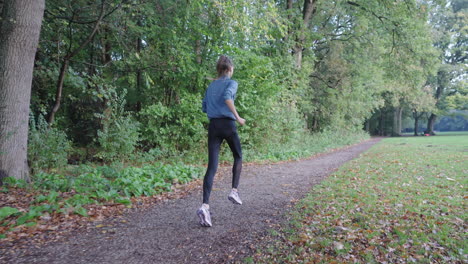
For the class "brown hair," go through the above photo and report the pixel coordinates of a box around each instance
[216,55,234,77]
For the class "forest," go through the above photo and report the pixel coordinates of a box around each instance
[0,0,466,180]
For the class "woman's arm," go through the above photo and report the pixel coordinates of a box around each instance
[225,99,245,125]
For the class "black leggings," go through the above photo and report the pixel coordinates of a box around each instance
[203,118,242,204]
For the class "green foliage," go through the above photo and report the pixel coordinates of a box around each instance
[28,114,72,172]
[29,0,452,167]
[96,115,140,162]
[0,207,20,221]
[139,93,206,154]
[245,128,369,163]
[1,163,204,232]
[26,0,460,172]
[93,83,140,162]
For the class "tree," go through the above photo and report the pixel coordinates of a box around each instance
[425,0,467,134]
[45,0,122,125]
[0,0,45,181]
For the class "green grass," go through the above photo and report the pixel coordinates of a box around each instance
[252,135,467,263]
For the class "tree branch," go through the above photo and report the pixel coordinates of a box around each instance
[66,1,106,59]
[346,1,388,24]
[45,0,125,25]
[310,74,335,89]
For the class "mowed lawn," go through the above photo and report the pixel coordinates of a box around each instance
[250,135,467,264]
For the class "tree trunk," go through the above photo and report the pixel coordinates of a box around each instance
[294,48,303,68]
[293,0,318,68]
[424,81,443,135]
[135,35,142,111]
[413,111,425,136]
[195,39,202,65]
[426,113,437,135]
[413,111,419,136]
[392,107,402,136]
[285,0,293,42]
[48,59,69,124]
[0,0,45,181]
[379,110,384,136]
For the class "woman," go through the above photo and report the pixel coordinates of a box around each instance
[197,55,245,227]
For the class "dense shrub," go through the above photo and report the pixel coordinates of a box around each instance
[28,115,72,172]
[139,93,206,155]
[94,85,140,162]
[96,115,140,162]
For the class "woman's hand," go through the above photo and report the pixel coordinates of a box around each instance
[237,117,246,126]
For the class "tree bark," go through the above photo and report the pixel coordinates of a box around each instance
[413,111,424,136]
[0,0,45,181]
[136,35,142,112]
[195,39,202,65]
[392,107,402,136]
[293,0,318,68]
[425,81,443,135]
[413,111,419,136]
[285,0,293,42]
[426,113,437,135]
[379,110,384,136]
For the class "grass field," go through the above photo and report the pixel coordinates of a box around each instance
[250,135,467,263]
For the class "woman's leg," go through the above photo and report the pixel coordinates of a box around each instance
[203,122,223,204]
[226,131,242,189]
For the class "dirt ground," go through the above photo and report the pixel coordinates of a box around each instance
[1,138,381,264]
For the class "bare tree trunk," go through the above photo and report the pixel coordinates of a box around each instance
[379,110,384,136]
[136,36,142,112]
[426,113,437,135]
[293,0,318,68]
[195,39,202,65]
[285,0,293,42]
[48,59,69,124]
[413,111,419,136]
[413,111,424,136]
[392,107,402,136]
[0,0,45,181]
[398,107,402,134]
[425,82,443,135]
[286,0,293,16]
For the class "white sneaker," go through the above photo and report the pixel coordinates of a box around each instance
[228,190,243,205]
[197,206,212,227]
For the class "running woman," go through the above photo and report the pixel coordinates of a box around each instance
[197,55,245,227]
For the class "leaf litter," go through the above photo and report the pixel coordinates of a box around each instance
[251,137,467,264]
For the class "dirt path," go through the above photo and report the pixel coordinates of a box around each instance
[3,138,381,264]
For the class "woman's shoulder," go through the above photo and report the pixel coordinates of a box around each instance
[227,79,238,86]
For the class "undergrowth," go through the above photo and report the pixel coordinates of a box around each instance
[0,163,203,238]
[1,129,369,238]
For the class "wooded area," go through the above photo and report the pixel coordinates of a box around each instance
[0,0,466,180]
